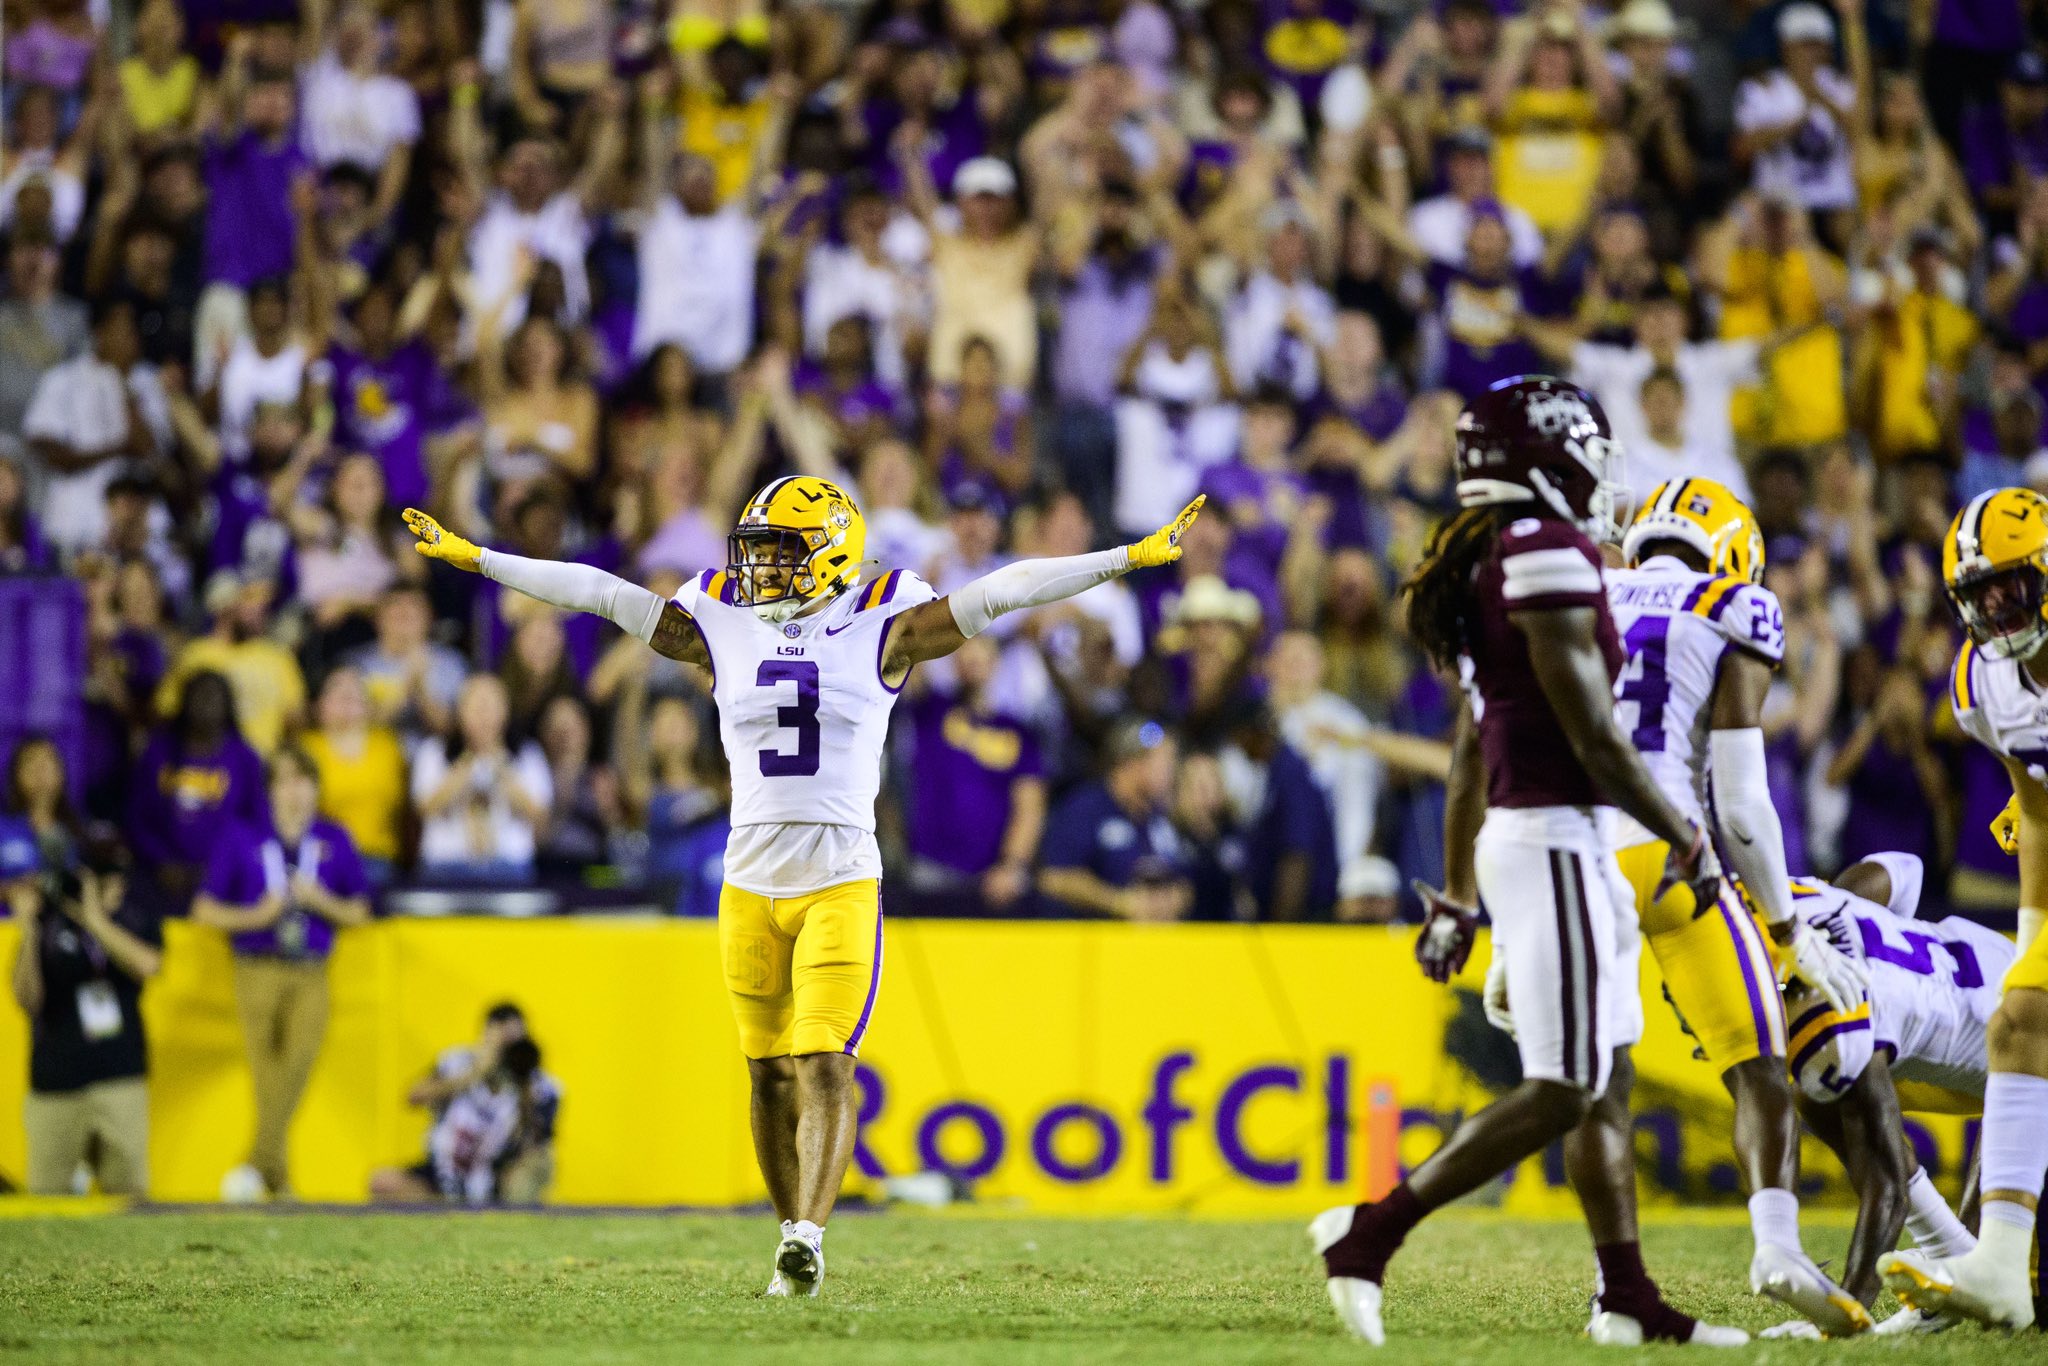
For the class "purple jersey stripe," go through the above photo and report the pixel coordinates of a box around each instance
[876,570,902,607]
[1705,583,1743,623]
[1681,579,1712,612]
[697,569,719,596]
[1719,899,1779,1057]
[843,902,884,1054]
[1789,1016,1871,1080]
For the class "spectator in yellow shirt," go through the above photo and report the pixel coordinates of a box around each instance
[118,0,201,141]
[1484,2,1618,238]
[156,574,307,758]
[1853,227,1981,463]
[301,667,407,882]
[676,38,777,206]
[1702,191,1847,450]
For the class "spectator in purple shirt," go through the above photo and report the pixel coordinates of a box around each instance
[1924,0,2029,154]
[310,282,440,510]
[198,40,310,357]
[900,634,1047,916]
[1037,717,1194,920]
[1960,50,2048,225]
[126,670,268,916]
[194,746,369,1201]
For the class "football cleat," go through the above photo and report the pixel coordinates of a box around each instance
[776,1226,824,1299]
[1749,1244,1872,1336]
[1880,1247,2036,1330]
[1309,1206,1385,1345]
[1756,1320,1822,1340]
[1586,1310,1748,1347]
[1872,1304,1958,1335]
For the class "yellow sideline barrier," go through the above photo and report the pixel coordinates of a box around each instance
[0,919,1975,1212]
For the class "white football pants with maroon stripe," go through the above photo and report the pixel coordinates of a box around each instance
[1476,806,1645,1095]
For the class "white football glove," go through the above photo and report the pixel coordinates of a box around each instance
[1759,1321,1823,1341]
[1483,952,1515,1037]
[1780,918,1869,1017]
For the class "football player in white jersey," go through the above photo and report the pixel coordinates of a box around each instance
[1762,855,2013,1336]
[1880,485,2048,1329]
[1603,479,1871,1332]
[402,480,1204,1295]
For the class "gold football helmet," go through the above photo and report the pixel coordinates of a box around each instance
[1623,478,1766,584]
[729,476,867,622]
[1944,487,2048,661]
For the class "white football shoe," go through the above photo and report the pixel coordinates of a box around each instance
[1756,1320,1823,1340]
[219,1164,269,1204]
[776,1222,824,1299]
[1585,1310,1748,1347]
[1749,1244,1872,1337]
[1871,1304,1958,1335]
[1308,1206,1385,1345]
[1880,1247,2036,1330]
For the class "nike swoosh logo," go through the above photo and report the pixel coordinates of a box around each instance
[824,621,858,636]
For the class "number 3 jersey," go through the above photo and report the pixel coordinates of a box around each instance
[1605,555,1785,833]
[672,566,938,896]
[1785,877,2013,1109]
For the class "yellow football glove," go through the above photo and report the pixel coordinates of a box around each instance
[1126,495,1205,569]
[402,507,483,573]
[1994,794,2021,856]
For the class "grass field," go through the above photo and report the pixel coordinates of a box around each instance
[0,1208,2035,1364]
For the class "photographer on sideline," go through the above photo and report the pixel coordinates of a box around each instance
[370,1003,562,1206]
[8,821,162,1196]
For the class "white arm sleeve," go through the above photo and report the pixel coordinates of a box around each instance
[1708,727,1795,927]
[1860,851,1925,920]
[948,548,1131,639]
[477,548,667,644]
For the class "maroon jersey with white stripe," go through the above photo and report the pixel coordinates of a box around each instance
[1464,516,1623,809]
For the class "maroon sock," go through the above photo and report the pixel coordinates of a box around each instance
[1593,1242,1697,1343]
[1322,1183,1427,1284]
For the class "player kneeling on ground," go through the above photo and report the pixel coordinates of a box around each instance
[1754,854,2008,1336]
[405,479,1202,1296]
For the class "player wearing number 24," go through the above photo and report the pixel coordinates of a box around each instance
[403,479,1203,1298]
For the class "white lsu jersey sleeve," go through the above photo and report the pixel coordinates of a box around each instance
[1951,639,2048,781]
[1605,559,1786,828]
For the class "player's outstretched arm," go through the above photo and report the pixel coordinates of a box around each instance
[881,496,1205,678]
[402,508,707,669]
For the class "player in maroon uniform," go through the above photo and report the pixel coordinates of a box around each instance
[1310,377,1746,1346]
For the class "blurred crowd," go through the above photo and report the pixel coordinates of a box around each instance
[0,0,2040,932]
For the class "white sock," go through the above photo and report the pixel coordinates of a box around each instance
[780,1219,795,1238]
[1981,1072,2048,1206]
[791,1218,824,1243]
[1748,1187,1801,1253]
[1904,1168,1976,1260]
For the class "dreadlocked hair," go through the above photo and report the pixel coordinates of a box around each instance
[1403,506,1500,672]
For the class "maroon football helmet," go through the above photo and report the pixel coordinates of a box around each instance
[1454,375,1628,540]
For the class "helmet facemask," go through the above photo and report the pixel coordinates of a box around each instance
[1529,432,1629,543]
[729,527,819,624]
[1950,561,2048,660]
